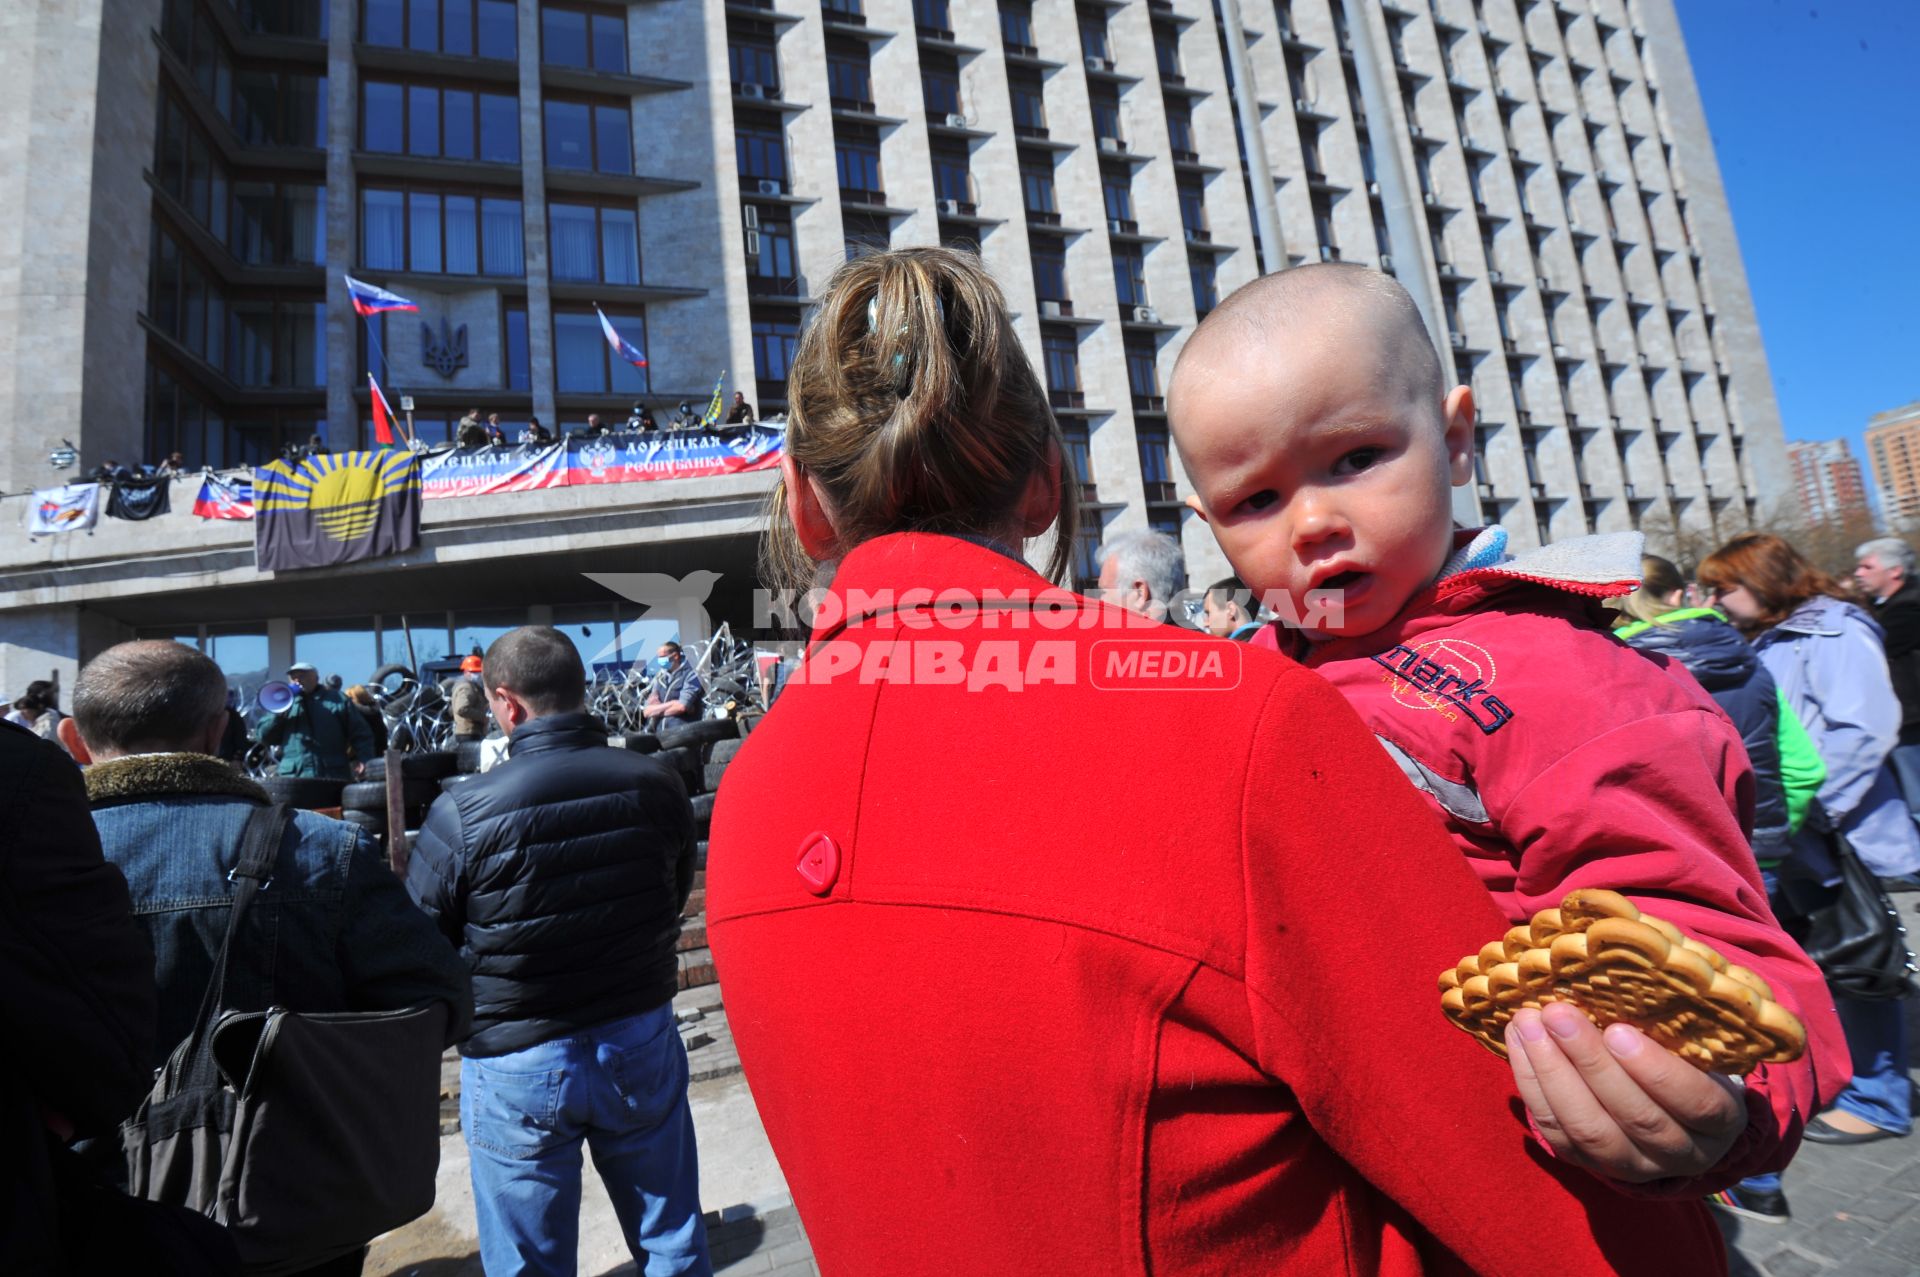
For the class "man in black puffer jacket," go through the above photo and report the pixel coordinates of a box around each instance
[407,626,710,1276]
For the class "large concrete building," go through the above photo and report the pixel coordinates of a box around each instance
[1,0,1790,696]
[1865,401,1920,532]
[1786,438,1869,530]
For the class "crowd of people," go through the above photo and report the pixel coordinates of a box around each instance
[444,392,764,452]
[6,249,1915,1275]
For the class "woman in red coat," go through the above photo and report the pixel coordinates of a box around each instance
[705,247,1725,1275]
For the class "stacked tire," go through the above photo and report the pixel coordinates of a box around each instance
[336,749,467,845]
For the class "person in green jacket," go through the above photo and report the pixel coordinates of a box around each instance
[1616,556,1826,866]
[256,661,376,780]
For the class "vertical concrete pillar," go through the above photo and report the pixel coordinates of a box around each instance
[518,5,557,430]
[325,0,358,436]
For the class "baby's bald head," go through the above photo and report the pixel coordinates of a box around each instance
[1172,263,1445,420]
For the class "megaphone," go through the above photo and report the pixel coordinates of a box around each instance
[257,681,296,713]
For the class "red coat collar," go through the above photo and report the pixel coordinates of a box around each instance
[810,533,1092,642]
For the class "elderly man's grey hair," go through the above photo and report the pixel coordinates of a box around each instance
[1097,529,1185,611]
[1858,537,1917,577]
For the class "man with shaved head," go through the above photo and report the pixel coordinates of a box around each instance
[1168,265,1847,1211]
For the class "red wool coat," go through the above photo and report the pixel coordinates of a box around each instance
[708,533,1725,1276]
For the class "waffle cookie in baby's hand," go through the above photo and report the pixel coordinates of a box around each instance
[1438,889,1806,1075]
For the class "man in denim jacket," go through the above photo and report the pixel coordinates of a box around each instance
[74,641,472,1276]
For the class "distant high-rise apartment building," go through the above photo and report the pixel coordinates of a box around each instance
[0,0,1795,694]
[1866,400,1920,530]
[1786,438,1869,528]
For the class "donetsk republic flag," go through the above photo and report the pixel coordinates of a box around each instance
[254,450,422,572]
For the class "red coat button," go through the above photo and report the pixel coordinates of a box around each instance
[796,832,840,894]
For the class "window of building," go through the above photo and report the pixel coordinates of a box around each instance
[544,97,632,173]
[1440,281,1464,337]
[1073,519,1104,590]
[1061,423,1095,499]
[1031,242,1068,301]
[1166,102,1195,157]
[1000,1,1035,53]
[1091,91,1123,146]
[1042,327,1081,394]
[1102,172,1134,226]
[1190,254,1218,315]
[827,39,872,108]
[224,299,327,388]
[548,201,639,283]
[751,210,796,282]
[1125,337,1160,399]
[362,188,523,276]
[555,308,648,394]
[364,82,519,163]
[364,0,515,58]
[1138,429,1175,501]
[1155,27,1182,81]
[1079,14,1110,64]
[736,121,788,186]
[504,301,529,389]
[1113,245,1147,306]
[1021,160,1057,216]
[228,181,325,266]
[753,316,800,382]
[1010,77,1046,133]
[730,35,780,92]
[1178,180,1207,238]
[219,65,328,147]
[1301,124,1326,177]
[1311,191,1336,253]
[836,130,883,194]
[931,147,972,205]
[923,61,962,117]
[914,0,951,34]
[543,4,627,72]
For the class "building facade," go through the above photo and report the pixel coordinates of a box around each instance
[1866,401,1920,532]
[1786,438,1869,529]
[0,0,1791,695]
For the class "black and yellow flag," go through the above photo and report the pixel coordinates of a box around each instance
[254,450,421,572]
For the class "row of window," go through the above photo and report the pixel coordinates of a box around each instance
[156,98,326,267]
[358,82,634,176]
[360,0,629,72]
[166,8,328,150]
[150,226,328,388]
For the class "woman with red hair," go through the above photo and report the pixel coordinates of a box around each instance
[1699,532,1917,1146]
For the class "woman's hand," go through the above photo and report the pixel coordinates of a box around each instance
[1505,1002,1747,1183]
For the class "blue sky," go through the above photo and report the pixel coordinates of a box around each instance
[1675,0,1919,454]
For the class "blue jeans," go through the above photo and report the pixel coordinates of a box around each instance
[461,1005,711,1276]
[1831,994,1913,1134]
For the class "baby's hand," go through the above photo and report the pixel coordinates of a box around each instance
[1504,1002,1746,1183]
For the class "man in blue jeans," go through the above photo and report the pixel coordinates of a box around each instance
[408,625,710,1275]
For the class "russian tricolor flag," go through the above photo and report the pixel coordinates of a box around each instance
[345,273,420,317]
[596,306,648,368]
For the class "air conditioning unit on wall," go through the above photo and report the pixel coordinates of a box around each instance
[740,83,768,100]
[1132,305,1159,324]
[756,179,784,195]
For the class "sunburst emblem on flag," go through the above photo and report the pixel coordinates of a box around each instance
[256,451,420,543]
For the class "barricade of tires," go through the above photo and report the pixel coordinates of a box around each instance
[328,748,470,848]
